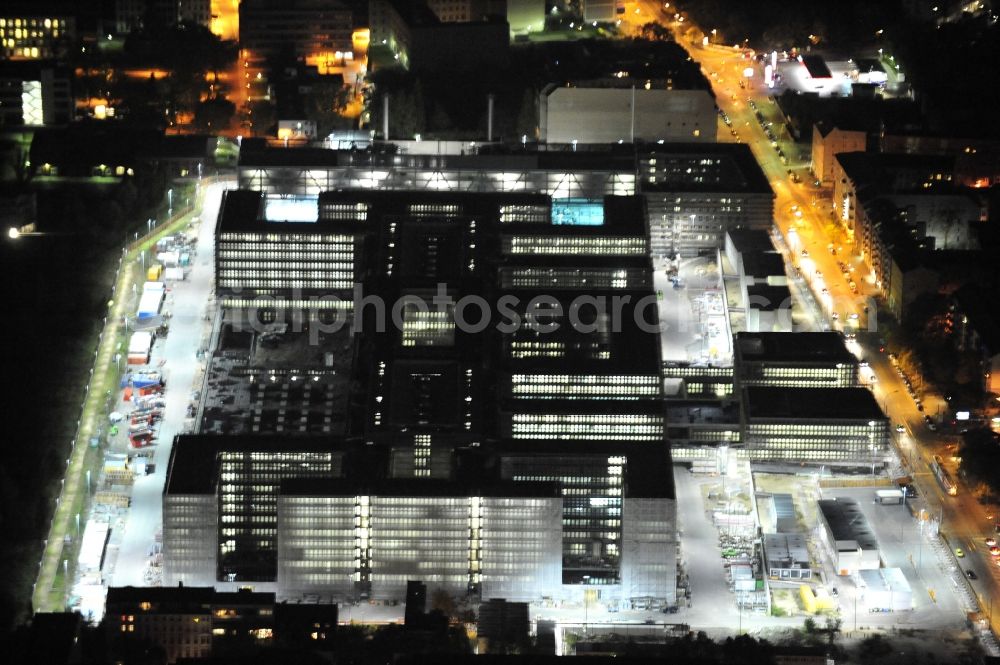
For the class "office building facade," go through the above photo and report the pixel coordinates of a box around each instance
[741,387,889,464]
[734,332,859,389]
[276,480,563,601]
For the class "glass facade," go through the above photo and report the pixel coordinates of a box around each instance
[621,498,677,600]
[239,163,636,198]
[500,267,649,290]
[503,455,626,585]
[509,413,663,441]
[276,496,356,597]
[217,231,357,298]
[216,451,342,582]
[509,374,661,400]
[276,492,563,601]
[740,363,858,388]
[503,235,647,256]
[163,494,219,587]
[744,420,890,462]
[551,198,605,226]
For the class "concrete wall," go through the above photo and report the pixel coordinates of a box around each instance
[543,88,716,144]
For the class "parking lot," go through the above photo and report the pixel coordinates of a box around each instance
[821,486,970,630]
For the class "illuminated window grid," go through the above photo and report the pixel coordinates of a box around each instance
[401,306,455,348]
[505,455,627,583]
[510,374,661,400]
[320,202,369,221]
[499,204,549,224]
[408,203,461,217]
[501,267,649,290]
[413,434,431,477]
[216,451,340,581]
[276,496,356,595]
[480,496,563,600]
[503,235,647,256]
[368,496,471,597]
[510,413,663,441]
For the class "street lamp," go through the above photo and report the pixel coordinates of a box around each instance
[8,225,47,239]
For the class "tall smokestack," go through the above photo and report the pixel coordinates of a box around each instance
[383,94,390,140]
[487,93,495,142]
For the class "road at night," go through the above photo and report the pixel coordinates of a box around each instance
[625,0,1000,644]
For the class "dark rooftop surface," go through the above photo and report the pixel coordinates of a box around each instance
[745,284,792,311]
[106,586,275,607]
[953,283,1000,352]
[496,440,675,499]
[739,251,785,278]
[802,55,832,79]
[163,434,347,495]
[727,228,774,253]
[834,151,956,191]
[735,332,856,364]
[643,143,773,195]
[817,498,878,548]
[744,387,885,420]
[215,190,264,233]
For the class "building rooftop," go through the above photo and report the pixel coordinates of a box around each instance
[746,284,792,311]
[762,532,810,565]
[735,332,856,365]
[743,387,884,421]
[817,498,878,549]
[858,567,911,593]
[643,142,773,194]
[106,586,275,608]
[834,151,957,193]
[163,434,349,495]
[802,55,832,79]
[814,120,866,138]
[726,228,774,254]
[953,283,1000,352]
[740,251,785,279]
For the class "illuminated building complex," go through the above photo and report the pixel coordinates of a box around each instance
[166,189,677,606]
[641,145,774,258]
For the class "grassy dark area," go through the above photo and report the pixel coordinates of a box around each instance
[0,231,118,629]
[0,176,181,630]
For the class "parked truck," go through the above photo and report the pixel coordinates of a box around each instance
[875,489,905,505]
